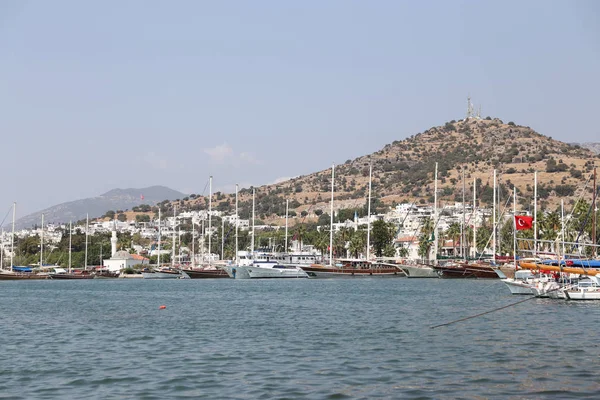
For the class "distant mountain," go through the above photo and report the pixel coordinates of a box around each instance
[16,186,186,229]
[576,142,600,155]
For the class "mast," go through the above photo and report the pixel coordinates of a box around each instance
[513,186,517,269]
[157,208,161,267]
[235,184,238,263]
[533,171,538,258]
[208,176,213,265]
[11,202,16,269]
[366,162,372,260]
[68,221,72,273]
[561,199,565,262]
[40,214,44,268]
[172,206,176,267]
[285,199,289,252]
[329,163,335,267]
[432,163,438,263]
[593,167,597,257]
[473,177,477,258]
[221,217,225,261]
[192,219,195,268]
[200,220,204,262]
[251,188,255,254]
[1,227,3,270]
[492,169,497,264]
[462,169,466,260]
[84,213,89,270]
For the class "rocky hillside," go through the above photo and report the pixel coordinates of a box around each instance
[116,118,600,225]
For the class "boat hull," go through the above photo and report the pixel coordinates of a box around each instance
[565,289,600,300]
[241,266,307,279]
[501,279,534,295]
[141,272,182,279]
[432,264,499,279]
[0,272,48,280]
[49,274,95,279]
[181,269,229,279]
[300,266,405,278]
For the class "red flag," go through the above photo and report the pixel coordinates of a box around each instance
[514,215,533,230]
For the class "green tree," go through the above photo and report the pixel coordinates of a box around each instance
[372,220,396,257]
[348,230,366,258]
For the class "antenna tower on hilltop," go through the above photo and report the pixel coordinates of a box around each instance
[466,96,482,120]
[466,96,474,119]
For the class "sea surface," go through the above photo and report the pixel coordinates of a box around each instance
[1,278,599,399]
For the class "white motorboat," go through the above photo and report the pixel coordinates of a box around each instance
[141,267,183,279]
[564,277,600,300]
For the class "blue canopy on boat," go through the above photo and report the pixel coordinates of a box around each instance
[541,259,600,268]
[12,266,33,272]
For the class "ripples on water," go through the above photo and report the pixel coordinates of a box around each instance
[1,279,599,399]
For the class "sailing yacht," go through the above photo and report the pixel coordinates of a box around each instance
[181,176,229,279]
[0,205,49,280]
[49,221,94,279]
[226,188,308,279]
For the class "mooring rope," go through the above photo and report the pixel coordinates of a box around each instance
[429,284,566,329]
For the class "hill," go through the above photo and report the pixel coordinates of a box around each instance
[16,186,186,228]
[60,118,598,227]
[197,117,599,224]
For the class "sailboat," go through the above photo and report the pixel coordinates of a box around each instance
[234,188,308,279]
[0,203,48,280]
[181,176,229,278]
[300,163,405,278]
[49,221,94,279]
[432,168,499,279]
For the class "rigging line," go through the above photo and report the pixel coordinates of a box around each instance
[0,205,14,228]
[569,183,600,255]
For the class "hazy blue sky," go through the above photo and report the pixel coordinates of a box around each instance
[1,0,599,219]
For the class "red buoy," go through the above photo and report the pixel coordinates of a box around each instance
[159,305,166,309]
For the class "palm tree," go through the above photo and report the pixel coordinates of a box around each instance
[444,222,461,256]
[313,231,329,256]
[348,230,366,258]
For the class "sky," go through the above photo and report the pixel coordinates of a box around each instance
[1,0,599,219]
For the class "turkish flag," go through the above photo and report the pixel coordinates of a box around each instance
[514,215,534,230]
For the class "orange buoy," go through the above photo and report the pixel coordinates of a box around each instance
[159,305,166,309]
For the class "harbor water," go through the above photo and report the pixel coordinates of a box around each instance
[1,278,599,399]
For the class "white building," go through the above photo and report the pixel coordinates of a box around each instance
[103,250,149,272]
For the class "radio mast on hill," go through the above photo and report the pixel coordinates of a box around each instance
[466,96,481,120]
